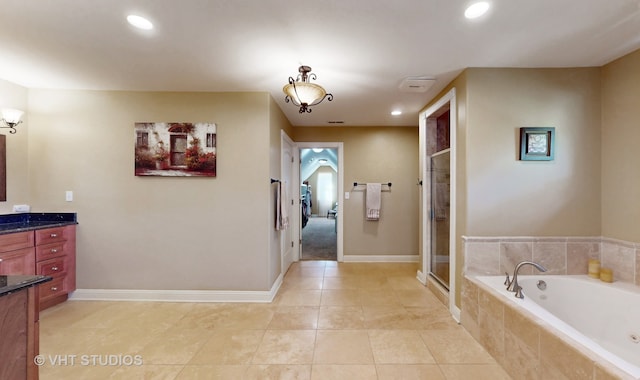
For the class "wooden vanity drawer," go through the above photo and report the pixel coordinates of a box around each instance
[0,247,36,275]
[37,257,65,276]
[35,227,67,246]
[0,231,35,253]
[35,242,67,261]
[39,277,65,300]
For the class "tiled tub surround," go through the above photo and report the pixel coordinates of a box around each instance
[461,276,635,380]
[463,236,640,286]
[461,236,640,380]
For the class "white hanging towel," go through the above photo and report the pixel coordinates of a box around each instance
[276,182,290,230]
[366,183,382,221]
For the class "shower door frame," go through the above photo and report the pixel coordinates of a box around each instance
[418,88,459,321]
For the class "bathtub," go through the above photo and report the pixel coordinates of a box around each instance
[474,275,640,379]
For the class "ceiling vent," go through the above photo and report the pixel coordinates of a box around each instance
[399,76,436,93]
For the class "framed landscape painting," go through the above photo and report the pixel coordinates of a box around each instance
[134,122,217,177]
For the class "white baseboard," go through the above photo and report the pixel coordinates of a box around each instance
[416,270,428,285]
[70,273,284,303]
[342,255,419,263]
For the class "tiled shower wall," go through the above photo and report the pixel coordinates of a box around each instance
[463,236,640,286]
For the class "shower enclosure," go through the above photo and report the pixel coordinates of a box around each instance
[425,104,451,289]
[419,87,458,319]
[430,150,450,288]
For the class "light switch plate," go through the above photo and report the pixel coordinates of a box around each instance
[344,192,350,200]
[65,191,73,202]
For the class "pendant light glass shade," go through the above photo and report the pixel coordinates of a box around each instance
[1,108,24,124]
[283,66,333,113]
[283,82,326,107]
[0,108,24,134]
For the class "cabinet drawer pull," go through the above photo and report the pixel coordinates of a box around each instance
[51,287,58,291]
[50,248,58,253]
[0,258,2,263]
[51,266,59,271]
[50,233,58,238]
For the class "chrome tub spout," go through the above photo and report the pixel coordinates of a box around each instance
[506,261,547,299]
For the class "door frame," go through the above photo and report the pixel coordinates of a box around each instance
[418,87,459,321]
[295,141,344,262]
[281,130,298,274]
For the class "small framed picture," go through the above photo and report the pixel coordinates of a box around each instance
[519,127,555,161]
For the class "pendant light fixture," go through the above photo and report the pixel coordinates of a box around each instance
[0,108,24,134]
[283,66,333,113]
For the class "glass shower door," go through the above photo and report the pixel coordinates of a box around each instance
[430,150,450,289]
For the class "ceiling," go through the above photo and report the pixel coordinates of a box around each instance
[1,0,639,127]
[301,148,338,181]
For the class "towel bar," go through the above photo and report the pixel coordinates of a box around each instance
[353,182,391,187]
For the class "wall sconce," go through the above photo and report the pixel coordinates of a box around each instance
[283,66,333,113]
[1,108,24,134]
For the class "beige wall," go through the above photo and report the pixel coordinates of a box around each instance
[601,49,640,242]
[422,67,603,308]
[26,89,279,291]
[465,68,602,237]
[293,127,419,256]
[0,79,30,211]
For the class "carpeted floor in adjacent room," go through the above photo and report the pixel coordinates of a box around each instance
[301,217,337,261]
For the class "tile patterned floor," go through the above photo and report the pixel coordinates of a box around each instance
[39,261,511,379]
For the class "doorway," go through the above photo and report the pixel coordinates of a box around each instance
[295,142,344,262]
[300,147,338,260]
[419,88,458,320]
[170,134,187,166]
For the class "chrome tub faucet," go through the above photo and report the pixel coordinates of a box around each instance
[505,261,547,299]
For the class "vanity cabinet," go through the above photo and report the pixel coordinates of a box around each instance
[0,275,51,380]
[35,225,76,309]
[0,225,76,310]
[0,232,35,275]
[0,213,76,380]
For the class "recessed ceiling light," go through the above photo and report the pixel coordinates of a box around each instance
[465,2,490,19]
[127,15,154,30]
[391,110,402,116]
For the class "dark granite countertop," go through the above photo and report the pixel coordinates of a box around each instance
[0,275,52,297]
[0,212,77,235]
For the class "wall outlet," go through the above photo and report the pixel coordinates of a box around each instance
[13,204,31,213]
[65,191,73,202]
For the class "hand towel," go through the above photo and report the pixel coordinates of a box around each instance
[276,182,290,230]
[366,183,382,221]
